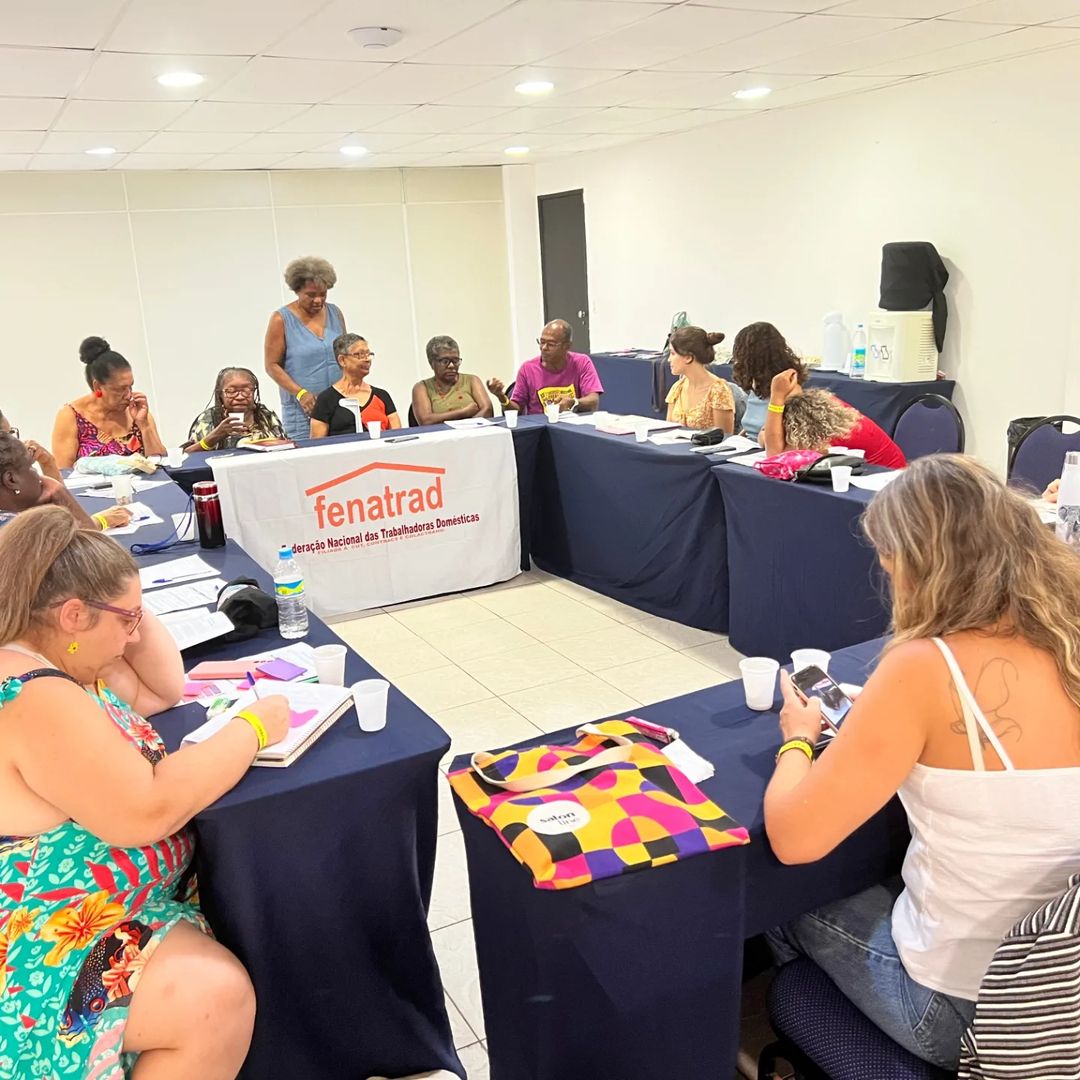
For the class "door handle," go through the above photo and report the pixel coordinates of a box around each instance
[577,309,587,320]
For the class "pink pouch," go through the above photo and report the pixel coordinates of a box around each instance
[753,449,822,480]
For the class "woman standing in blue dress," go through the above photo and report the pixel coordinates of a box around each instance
[263,256,347,440]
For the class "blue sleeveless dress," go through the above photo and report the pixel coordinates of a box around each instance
[277,303,344,440]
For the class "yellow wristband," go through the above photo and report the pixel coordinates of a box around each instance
[767,403,786,414]
[198,438,211,450]
[296,388,309,401]
[776,738,814,764]
[235,709,268,751]
[92,512,109,530]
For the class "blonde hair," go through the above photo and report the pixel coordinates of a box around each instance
[783,389,857,452]
[0,506,137,644]
[862,454,1080,708]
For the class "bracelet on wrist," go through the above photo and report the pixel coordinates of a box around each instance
[198,438,211,451]
[92,512,109,530]
[235,709,268,751]
[776,737,815,764]
[767,403,786,414]
[295,388,309,402]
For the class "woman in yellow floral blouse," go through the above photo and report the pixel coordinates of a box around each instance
[665,327,735,433]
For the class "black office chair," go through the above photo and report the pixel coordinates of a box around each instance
[407,405,418,427]
[892,394,965,460]
[1008,414,1080,493]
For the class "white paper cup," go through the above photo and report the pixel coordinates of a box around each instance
[791,648,831,675]
[544,404,560,423]
[313,644,347,686]
[831,466,852,493]
[165,450,186,468]
[352,679,390,732]
[228,411,245,426]
[739,657,780,711]
[367,420,382,439]
[504,410,519,429]
[111,474,134,505]
[634,424,649,443]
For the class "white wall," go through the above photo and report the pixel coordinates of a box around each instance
[0,167,514,447]
[516,43,1080,472]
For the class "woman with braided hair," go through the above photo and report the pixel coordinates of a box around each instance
[182,367,286,453]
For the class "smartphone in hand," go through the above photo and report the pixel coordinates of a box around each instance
[791,665,855,734]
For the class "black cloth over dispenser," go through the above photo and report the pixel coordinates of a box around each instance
[879,241,949,352]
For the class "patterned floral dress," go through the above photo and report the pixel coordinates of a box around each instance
[0,674,207,1079]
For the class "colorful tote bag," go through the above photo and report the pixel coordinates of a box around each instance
[448,720,749,890]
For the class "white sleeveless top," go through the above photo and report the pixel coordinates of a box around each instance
[892,637,1080,1001]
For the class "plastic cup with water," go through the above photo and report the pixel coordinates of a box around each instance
[790,648,831,675]
[739,657,780,711]
[352,679,390,732]
[313,644,347,686]
[831,466,852,493]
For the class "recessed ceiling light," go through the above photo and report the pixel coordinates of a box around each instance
[340,145,369,157]
[85,146,117,156]
[515,80,554,96]
[732,86,772,100]
[348,26,403,49]
[156,71,205,89]
[504,146,530,156]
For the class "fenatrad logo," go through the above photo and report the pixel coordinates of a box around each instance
[304,461,445,530]
[526,800,591,836]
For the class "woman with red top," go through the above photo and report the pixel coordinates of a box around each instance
[51,338,167,469]
[764,368,906,469]
[309,333,401,438]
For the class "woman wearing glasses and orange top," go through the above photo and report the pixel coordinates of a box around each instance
[310,333,401,438]
[0,506,290,1077]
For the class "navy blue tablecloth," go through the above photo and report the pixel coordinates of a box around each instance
[453,638,907,1080]
[137,538,461,1080]
[592,351,954,434]
[531,422,729,631]
[712,464,891,661]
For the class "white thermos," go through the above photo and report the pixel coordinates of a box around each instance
[1056,451,1080,549]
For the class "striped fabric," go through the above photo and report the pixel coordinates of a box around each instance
[959,873,1080,1080]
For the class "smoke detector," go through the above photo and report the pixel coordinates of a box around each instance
[348,26,403,49]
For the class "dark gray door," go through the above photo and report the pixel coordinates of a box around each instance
[538,189,590,353]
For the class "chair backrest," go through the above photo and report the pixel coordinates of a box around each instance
[1008,415,1080,494]
[892,394,965,460]
[729,382,747,433]
[407,404,418,427]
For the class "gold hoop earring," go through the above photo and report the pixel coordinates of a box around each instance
[67,641,79,655]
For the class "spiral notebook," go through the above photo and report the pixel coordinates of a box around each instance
[181,682,353,767]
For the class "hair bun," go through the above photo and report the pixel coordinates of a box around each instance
[706,331,725,347]
[79,336,110,365]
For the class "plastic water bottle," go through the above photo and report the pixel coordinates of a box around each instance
[850,323,867,379]
[1056,452,1080,549]
[273,545,309,639]
[822,312,849,371]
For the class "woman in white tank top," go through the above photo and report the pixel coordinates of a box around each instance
[763,455,1080,1070]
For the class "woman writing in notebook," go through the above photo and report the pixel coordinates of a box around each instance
[0,507,289,1078]
[763,455,1080,1070]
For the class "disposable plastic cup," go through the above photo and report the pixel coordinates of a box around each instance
[544,404,560,423]
[634,424,649,443]
[228,411,245,427]
[791,649,831,675]
[313,644,347,686]
[831,466,852,493]
[367,421,382,440]
[504,410,519,429]
[111,475,134,505]
[739,657,780,711]
[352,679,390,732]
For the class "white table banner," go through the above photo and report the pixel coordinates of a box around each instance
[210,429,521,617]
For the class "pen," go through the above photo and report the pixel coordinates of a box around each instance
[385,435,420,443]
[248,671,261,698]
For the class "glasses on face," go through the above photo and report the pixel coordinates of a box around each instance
[85,600,143,636]
[345,350,374,360]
[433,356,460,366]
[537,338,565,349]
[7,427,19,440]
[222,386,255,399]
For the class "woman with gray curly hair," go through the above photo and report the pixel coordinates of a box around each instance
[263,256,348,440]
[763,367,906,469]
[410,335,493,426]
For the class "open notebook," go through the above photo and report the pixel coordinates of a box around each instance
[181,682,353,767]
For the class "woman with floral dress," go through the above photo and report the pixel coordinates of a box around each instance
[0,507,288,1078]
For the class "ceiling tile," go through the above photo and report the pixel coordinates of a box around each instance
[944,0,1080,22]
[271,152,388,169]
[0,133,45,154]
[539,106,687,134]
[209,57,390,104]
[310,131,428,153]
[541,5,800,68]
[28,153,118,170]
[167,101,309,132]
[195,153,291,170]
[1049,12,1080,20]
[0,98,65,131]
[620,109,745,133]
[368,105,515,132]
[264,0,518,61]
[0,0,127,48]
[855,22,1080,71]
[0,47,94,97]
[137,131,252,154]
[617,71,816,107]
[271,104,420,132]
[537,71,708,107]
[543,131,644,153]
[356,153,434,167]
[690,0,844,9]
[459,106,604,132]
[391,133,500,155]
[38,131,155,153]
[763,16,1011,74]
[438,66,630,107]
[329,63,514,105]
[0,155,31,171]
[422,151,511,166]
[105,0,325,55]
[54,99,192,131]
[117,153,214,169]
[75,52,250,101]
[413,0,667,65]
[464,131,594,153]
[829,0,986,14]
[747,72,903,104]
[228,132,330,154]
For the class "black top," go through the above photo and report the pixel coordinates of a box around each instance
[311,385,398,437]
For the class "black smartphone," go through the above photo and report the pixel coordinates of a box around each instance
[791,665,854,734]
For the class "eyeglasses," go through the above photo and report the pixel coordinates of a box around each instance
[536,338,565,349]
[85,600,144,636]
[432,356,461,366]
[345,350,375,360]
[222,386,255,398]
[7,427,19,440]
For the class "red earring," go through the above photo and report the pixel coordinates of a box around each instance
[94,389,103,398]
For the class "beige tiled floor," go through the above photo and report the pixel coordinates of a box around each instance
[332,569,743,1078]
